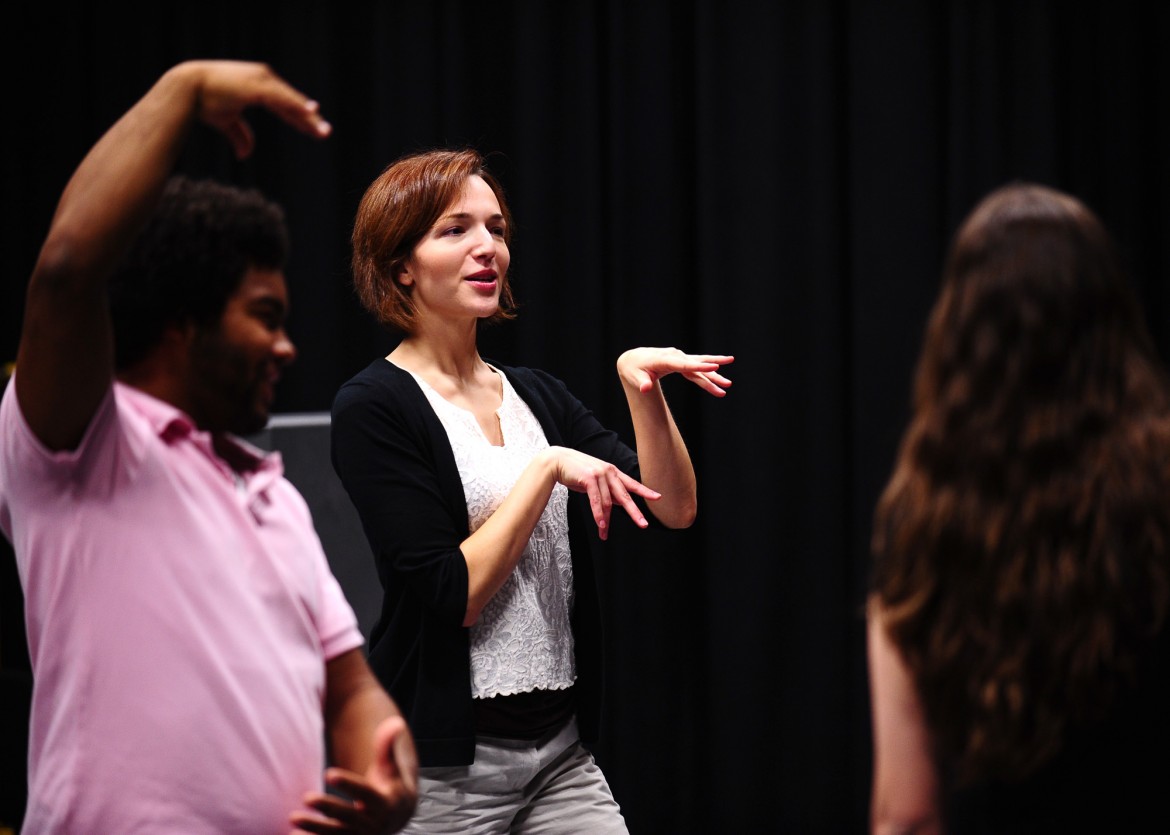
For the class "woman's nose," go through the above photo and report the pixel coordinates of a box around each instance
[471,226,496,259]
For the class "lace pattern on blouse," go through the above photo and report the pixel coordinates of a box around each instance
[407,367,576,698]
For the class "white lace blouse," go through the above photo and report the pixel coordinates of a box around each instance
[406,366,576,699]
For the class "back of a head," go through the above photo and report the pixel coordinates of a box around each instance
[919,184,1156,427]
[872,182,1170,785]
[108,175,289,371]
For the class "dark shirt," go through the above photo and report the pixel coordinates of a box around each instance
[331,358,640,766]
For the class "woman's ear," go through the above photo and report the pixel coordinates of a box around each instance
[396,265,413,287]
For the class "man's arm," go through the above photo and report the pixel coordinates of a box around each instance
[15,61,330,451]
[291,648,418,834]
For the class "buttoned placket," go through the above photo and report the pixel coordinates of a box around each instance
[159,415,279,525]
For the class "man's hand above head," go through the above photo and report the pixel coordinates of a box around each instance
[15,59,330,452]
[179,60,332,159]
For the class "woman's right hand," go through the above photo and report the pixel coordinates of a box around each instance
[544,446,661,540]
[461,444,660,623]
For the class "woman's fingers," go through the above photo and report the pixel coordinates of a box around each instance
[581,478,607,540]
[595,472,613,539]
[683,369,733,397]
[620,348,735,391]
[692,353,735,366]
[557,449,660,538]
[609,471,651,529]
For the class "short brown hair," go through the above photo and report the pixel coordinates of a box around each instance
[351,149,516,333]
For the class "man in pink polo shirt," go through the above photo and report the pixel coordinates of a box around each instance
[0,62,418,832]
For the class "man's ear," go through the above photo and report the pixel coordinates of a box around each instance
[132,320,197,384]
[162,320,199,351]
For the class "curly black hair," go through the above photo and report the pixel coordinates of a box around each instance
[108,175,289,370]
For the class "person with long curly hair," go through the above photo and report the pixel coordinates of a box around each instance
[867,183,1170,833]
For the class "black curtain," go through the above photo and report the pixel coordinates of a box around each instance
[3,3,1168,832]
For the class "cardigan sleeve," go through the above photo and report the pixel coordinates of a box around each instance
[330,366,470,627]
[501,365,640,478]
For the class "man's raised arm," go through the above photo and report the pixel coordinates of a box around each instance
[15,61,330,450]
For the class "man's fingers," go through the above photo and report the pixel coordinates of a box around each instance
[224,119,254,159]
[323,768,381,807]
[267,95,332,138]
[197,61,332,146]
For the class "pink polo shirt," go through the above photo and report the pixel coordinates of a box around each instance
[0,379,364,833]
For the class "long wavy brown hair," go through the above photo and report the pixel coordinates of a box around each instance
[871,183,1170,784]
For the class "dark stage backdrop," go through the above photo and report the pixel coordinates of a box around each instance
[3,2,1168,832]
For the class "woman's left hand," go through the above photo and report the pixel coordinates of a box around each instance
[617,347,734,397]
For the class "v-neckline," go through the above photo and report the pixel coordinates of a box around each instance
[397,361,507,447]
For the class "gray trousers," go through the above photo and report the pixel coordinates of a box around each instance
[403,717,629,834]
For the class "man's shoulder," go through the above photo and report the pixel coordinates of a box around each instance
[1,376,130,465]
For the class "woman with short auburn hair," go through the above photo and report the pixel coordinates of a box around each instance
[351,150,516,334]
[333,147,733,833]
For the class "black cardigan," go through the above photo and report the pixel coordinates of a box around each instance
[330,358,639,766]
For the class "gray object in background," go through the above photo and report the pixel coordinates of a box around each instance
[249,414,381,641]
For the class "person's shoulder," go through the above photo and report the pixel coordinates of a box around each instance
[335,359,412,405]
[3,375,131,454]
[332,357,431,427]
[1,378,136,504]
[340,357,410,387]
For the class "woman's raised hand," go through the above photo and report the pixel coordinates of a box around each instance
[616,347,734,397]
[545,447,661,541]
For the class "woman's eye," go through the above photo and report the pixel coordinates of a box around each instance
[492,227,506,238]
[442,226,464,237]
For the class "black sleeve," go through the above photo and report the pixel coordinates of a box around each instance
[505,366,640,478]
[330,372,469,627]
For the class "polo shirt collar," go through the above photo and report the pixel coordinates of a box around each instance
[116,383,284,486]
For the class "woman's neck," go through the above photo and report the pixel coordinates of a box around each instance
[389,324,502,415]
[389,320,484,383]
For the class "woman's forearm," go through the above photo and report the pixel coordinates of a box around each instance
[459,449,559,626]
[622,378,698,528]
